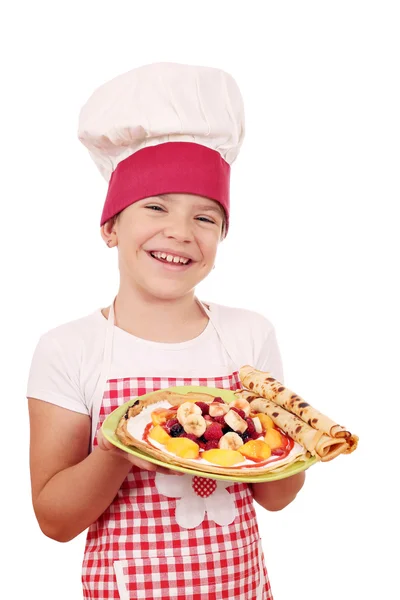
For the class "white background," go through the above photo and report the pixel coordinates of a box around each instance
[2,1,399,598]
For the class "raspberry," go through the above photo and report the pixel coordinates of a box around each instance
[169,423,184,437]
[198,441,207,450]
[213,415,226,426]
[195,402,210,415]
[166,418,179,431]
[231,407,246,419]
[203,422,224,441]
[212,397,224,403]
[245,418,256,436]
[204,415,213,421]
[205,439,220,450]
[181,433,199,443]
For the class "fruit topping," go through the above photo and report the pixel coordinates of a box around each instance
[252,416,263,434]
[212,397,224,403]
[202,448,245,467]
[218,432,244,450]
[229,398,251,417]
[245,418,256,437]
[264,428,284,450]
[203,422,224,441]
[195,401,210,415]
[181,433,199,443]
[182,413,207,437]
[148,424,171,445]
[230,407,247,419]
[255,413,274,431]
[209,402,230,417]
[166,437,200,459]
[204,439,220,451]
[239,440,272,462]
[238,431,251,442]
[169,423,184,437]
[151,408,176,426]
[165,418,179,431]
[177,401,202,425]
[224,409,248,434]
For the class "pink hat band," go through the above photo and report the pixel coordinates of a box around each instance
[100,141,230,231]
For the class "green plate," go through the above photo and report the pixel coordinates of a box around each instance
[102,385,318,483]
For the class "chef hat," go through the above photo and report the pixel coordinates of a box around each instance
[78,62,245,233]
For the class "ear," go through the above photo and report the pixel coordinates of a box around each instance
[101,217,118,248]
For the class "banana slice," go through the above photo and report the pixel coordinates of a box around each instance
[224,409,248,434]
[229,398,251,417]
[249,398,269,414]
[209,403,230,417]
[177,401,202,425]
[252,416,263,434]
[182,413,207,437]
[218,432,244,450]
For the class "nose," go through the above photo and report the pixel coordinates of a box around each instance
[163,215,194,242]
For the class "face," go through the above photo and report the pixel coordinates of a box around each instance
[101,193,225,301]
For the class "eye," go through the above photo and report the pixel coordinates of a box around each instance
[145,204,165,212]
[196,216,216,224]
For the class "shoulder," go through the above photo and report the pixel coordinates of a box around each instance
[37,310,105,348]
[27,311,106,412]
[206,301,275,337]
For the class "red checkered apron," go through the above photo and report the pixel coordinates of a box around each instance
[82,299,273,599]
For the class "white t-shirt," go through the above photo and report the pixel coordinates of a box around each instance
[27,301,284,419]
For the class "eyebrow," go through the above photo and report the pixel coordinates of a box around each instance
[157,195,222,215]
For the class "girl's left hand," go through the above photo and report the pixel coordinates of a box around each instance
[97,428,185,475]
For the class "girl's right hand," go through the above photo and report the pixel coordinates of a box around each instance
[97,428,184,476]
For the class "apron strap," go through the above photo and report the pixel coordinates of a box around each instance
[195,297,241,374]
[90,298,116,447]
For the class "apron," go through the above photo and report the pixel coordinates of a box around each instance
[82,298,273,600]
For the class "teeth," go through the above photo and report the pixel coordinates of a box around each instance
[151,251,189,265]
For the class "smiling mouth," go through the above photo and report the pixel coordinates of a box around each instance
[148,251,193,266]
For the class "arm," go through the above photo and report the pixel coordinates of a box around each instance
[28,398,178,543]
[250,472,306,511]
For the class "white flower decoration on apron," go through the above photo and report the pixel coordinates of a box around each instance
[155,472,237,529]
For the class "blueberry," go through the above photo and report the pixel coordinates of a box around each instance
[170,423,184,437]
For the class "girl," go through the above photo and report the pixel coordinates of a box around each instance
[27,62,305,599]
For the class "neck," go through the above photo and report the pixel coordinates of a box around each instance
[103,281,209,343]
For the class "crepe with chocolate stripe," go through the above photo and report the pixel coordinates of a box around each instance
[239,365,355,440]
[234,390,354,461]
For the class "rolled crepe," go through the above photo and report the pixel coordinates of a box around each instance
[239,365,351,439]
[250,396,349,462]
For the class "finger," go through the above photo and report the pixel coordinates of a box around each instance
[155,466,185,476]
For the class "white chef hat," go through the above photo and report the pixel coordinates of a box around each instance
[78,62,245,233]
